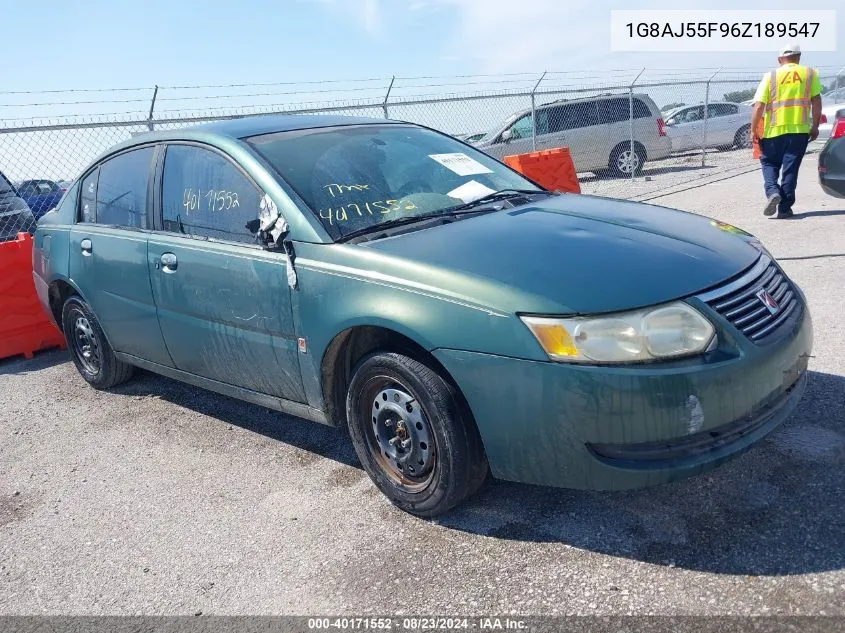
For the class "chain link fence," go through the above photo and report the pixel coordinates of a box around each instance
[2,66,844,240]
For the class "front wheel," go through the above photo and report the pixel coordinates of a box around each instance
[62,296,133,389]
[346,352,488,517]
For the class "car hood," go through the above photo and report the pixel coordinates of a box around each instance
[363,194,760,314]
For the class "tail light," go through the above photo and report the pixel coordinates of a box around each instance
[833,116,845,139]
[657,118,667,137]
[820,113,827,124]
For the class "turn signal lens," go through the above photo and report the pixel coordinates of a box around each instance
[522,319,578,359]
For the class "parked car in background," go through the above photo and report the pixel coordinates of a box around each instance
[819,107,845,197]
[472,93,671,177]
[817,89,845,142]
[0,171,37,242]
[16,179,66,220]
[33,114,812,517]
[664,102,753,153]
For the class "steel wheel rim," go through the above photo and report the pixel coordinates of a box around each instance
[360,376,436,491]
[617,149,639,173]
[71,310,101,375]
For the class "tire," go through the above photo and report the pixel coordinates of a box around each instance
[61,296,133,389]
[608,142,646,178]
[346,352,488,517]
[734,124,752,149]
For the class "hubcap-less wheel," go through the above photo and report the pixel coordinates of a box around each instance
[72,312,101,374]
[616,149,640,174]
[364,378,436,491]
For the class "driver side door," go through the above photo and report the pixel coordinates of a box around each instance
[147,142,306,403]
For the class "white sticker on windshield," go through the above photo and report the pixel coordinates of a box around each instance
[447,180,497,204]
[429,153,493,176]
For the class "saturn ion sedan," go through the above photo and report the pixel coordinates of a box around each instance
[32,115,812,517]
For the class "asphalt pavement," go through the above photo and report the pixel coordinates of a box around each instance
[1,156,843,615]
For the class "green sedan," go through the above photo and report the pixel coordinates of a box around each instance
[33,115,812,517]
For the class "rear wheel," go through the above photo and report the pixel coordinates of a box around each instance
[346,352,488,517]
[62,296,133,389]
[734,124,752,149]
[608,142,646,177]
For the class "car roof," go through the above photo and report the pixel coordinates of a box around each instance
[97,114,404,163]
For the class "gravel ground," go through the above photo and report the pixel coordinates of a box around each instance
[1,156,843,616]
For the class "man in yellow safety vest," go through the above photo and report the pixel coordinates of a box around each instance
[751,43,823,219]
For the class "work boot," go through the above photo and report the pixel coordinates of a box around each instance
[774,200,794,219]
[764,193,781,216]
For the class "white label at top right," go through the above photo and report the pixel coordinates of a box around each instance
[610,10,837,52]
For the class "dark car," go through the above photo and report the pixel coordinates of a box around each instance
[33,115,812,517]
[819,107,845,197]
[17,179,66,219]
[0,171,36,242]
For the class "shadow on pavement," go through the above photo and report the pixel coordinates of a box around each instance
[97,363,845,576]
[0,348,68,376]
[439,369,845,577]
[110,368,360,469]
[791,209,845,219]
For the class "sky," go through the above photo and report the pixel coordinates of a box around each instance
[3,0,843,97]
[1,0,843,181]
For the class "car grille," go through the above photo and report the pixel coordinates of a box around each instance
[697,254,800,344]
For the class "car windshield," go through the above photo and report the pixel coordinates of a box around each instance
[247,124,539,239]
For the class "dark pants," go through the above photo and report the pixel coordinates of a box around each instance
[759,133,810,211]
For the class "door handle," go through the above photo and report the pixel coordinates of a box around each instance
[80,238,92,256]
[160,252,178,273]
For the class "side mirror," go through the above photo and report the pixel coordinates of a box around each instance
[500,129,514,143]
[257,193,297,289]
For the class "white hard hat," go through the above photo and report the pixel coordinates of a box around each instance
[779,42,801,56]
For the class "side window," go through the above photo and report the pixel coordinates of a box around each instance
[710,103,737,117]
[679,106,704,123]
[18,183,36,197]
[79,168,98,223]
[597,99,630,124]
[505,114,534,140]
[549,102,599,132]
[161,145,263,244]
[632,99,652,119]
[96,147,154,229]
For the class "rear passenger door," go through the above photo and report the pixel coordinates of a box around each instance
[68,146,174,367]
[147,143,305,403]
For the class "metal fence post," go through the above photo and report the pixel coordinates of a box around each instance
[147,85,159,132]
[531,71,547,151]
[701,68,721,167]
[629,68,645,183]
[382,76,395,119]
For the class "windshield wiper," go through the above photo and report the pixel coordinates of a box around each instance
[336,189,550,243]
[440,188,549,214]
[337,212,453,242]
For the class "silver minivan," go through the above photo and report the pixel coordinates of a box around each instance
[473,94,672,177]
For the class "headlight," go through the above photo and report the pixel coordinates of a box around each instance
[521,302,715,364]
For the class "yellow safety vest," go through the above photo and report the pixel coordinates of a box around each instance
[761,64,816,138]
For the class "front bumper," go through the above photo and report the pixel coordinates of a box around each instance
[433,303,812,490]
